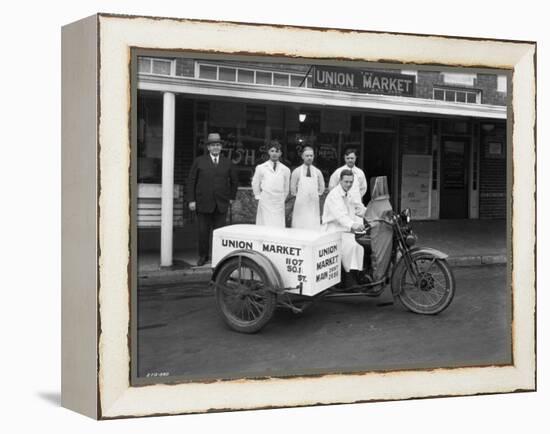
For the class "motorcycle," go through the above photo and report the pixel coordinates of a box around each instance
[210,177,455,333]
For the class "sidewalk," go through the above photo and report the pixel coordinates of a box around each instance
[138,219,507,284]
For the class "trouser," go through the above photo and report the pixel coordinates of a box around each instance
[196,209,227,258]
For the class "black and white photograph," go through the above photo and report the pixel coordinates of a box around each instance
[4,0,546,430]
[133,54,512,382]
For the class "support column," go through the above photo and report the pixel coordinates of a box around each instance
[160,92,176,267]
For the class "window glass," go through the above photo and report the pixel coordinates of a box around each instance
[456,91,466,103]
[152,59,172,75]
[256,71,272,85]
[138,57,152,73]
[433,89,444,100]
[199,65,217,80]
[219,67,236,82]
[445,90,455,102]
[237,69,254,83]
[290,75,306,87]
[274,73,289,86]
[467,92,477,103]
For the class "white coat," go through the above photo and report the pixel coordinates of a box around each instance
[321,184,366,272]
[252,160,290,227]
[328,165,368,205]
[290,164,325,230]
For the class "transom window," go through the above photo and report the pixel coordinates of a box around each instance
[433,87,480,104]
[196,63,311,88]
[138,57,174,76]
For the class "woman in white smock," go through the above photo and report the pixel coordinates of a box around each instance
[290,147,325,230]
[251,142,290,228]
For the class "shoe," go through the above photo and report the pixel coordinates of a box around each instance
[196,256,207,267]
[343,270,358,288]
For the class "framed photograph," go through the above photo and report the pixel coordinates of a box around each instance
[61,13,536,419]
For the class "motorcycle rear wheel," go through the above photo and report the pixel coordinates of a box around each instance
[215,257,277,333]
[395,255,455,314]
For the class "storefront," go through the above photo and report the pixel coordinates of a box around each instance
[135,57,507,263]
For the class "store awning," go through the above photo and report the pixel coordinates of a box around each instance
[138,74,507,120]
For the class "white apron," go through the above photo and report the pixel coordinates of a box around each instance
[256,169,286,227]
[341,232,364,272]
[349,179,362,205]
[291,167,320,229]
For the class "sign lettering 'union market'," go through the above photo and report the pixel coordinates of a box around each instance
[312,66,415,97]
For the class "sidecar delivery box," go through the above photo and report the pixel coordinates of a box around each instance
[212,224,341,296]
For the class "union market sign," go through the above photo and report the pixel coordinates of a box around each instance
[312,66,415,97]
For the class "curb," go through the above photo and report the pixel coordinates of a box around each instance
[138,254,507,286]
[447,254,507,267]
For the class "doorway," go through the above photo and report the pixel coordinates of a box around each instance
[363,131,396,205]
[440,137,470,219]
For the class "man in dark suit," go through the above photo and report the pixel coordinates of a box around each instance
[187,133,238,266]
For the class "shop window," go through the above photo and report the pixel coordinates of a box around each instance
[274,73,290,86]
[445,90,455,102]
[237,69,254,83]
[432,149,438,189]
[401,120,431,154]
[433,89,445,100]
[199,64,217,80]
[364,116,396,131]
[442,120,471,135]
[219,67,236,82]
[137,92,163,184]
[256,71,272,85]
[246,105,267,138]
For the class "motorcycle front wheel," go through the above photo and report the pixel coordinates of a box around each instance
[394,255,455,314]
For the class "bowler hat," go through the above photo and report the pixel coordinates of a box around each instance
[206,133,222,144]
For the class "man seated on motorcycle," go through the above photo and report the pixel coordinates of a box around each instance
[321,169,367,287]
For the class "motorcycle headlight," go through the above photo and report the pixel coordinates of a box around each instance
[401,208,411,224]
[406,233,417,246]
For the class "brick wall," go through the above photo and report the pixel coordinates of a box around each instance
[479,123,507,219]
[416,71,443,99]
[475,74,507,106]
[415,70,507,106]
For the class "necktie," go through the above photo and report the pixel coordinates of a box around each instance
[273,162,277,171]
[214,156,218,166]
[306,166,311,177]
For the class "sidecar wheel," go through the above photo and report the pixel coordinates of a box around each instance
[215,257,277,333]
[395,256,455,315]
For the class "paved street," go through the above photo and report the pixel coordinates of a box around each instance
[136,265,511,381]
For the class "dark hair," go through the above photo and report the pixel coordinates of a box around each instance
[302,146,315,155]
[340,169,354,180]
[344,149,357,157]
[268,140,282,152]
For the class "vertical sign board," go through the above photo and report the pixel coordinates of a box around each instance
[400,154,432,219]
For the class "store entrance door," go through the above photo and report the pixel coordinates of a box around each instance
[363,131,395,205]
[440,137,470,219]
